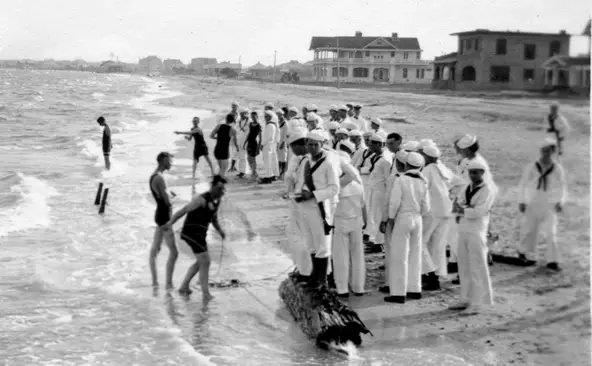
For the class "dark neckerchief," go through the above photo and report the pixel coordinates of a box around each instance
[369,152,383,173]
[359,148,373,168]
[535,161,555,191]
[465,183,483,207]
[238,118,249,132]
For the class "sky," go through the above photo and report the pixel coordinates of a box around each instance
[0,0,590,66]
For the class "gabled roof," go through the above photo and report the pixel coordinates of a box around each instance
[309,36,420,50]
[248,62,272,70]
[543,55,591,68]
[451,29,570,37]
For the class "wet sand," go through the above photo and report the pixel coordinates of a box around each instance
[160,75,590,365]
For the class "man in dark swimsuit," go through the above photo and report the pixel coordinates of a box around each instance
[149,152,178,289]
[97,116,111,170]
[164,175,227,299]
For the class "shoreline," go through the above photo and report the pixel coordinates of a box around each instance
[159,74,590,365]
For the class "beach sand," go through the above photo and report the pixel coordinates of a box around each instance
[161,75,590,365]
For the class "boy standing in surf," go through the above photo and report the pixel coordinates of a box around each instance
[96,116,111,170]
[164,175,227,300]
[149,152,179,290]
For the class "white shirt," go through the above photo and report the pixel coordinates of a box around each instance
[263,122,277,146]
[352,116,368,132]
[543,113,570,139]
[356,148,375,175]
[302,152,340,223]
[382,154,400,221]
[335,181,364,220]
[236,118,250,144]
[351,144,369,168]
[365,152,391,191]
[285,154,308,194]
[518,160,567,205]
[422,162,454,217]
[457,181,496,234]
[388,169,430,218]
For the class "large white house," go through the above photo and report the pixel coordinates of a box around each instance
[309,31,433,84]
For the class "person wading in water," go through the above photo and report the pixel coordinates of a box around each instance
[175,117,215,179]
[210,114,240,178]
[149,152,178,290]
[96,116,112,170]
[164,175,227,300]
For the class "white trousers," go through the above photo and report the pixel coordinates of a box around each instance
[333,216,365,294]
[457,231,494,305]
[519,202,560,263]
[235,136,248,174]
[367,188,386,244]
[287,201,312,275]
[278,145,288,163]
[388,213,423,296]
[298,200,331,258]
[262,143,279,178]
[422,215,452,276]
[361,175,372,236]
[447,222,458,263]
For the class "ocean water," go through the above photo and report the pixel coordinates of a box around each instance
[0,70,473,365]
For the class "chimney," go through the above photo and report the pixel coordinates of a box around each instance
[355,31,362,37]
[391,32,398,40]
[559,29,567,35]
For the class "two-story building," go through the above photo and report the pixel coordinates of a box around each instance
[309,31,433,85]
[163,59,185,74]
[433,29,571,90]
[138,56,163,74]
[190,58,217,74]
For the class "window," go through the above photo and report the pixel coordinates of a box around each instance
[416,52,421,59]
[459,40,464,54]
[416,69,420,78]
[524,44,536,60]
[365,51,370,57]
[462,66,476,81]
[402,68,408,78]
[404,52,409,59]
[466,39,473,50]
[353,67,369,78]
[549,40,561,56]
[475,39,479,50]
[496,39,507,55]
[354,51,363,58]
[391,51,395,57]
[523,69,535,81]
[490,66,510,82]
[421,69,425,79]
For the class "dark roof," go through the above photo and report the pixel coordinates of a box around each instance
[309,36,420,50]
[451,29,570,37]
[434,52,458,62]
[553,55,591,66]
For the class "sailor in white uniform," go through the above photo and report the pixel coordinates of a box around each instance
[517,138,567,271]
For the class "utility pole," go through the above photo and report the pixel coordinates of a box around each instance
[336,38,341,89]
[273,50,277,83]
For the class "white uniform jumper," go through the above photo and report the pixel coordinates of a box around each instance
[285,153,313,275]
[518,160,567,263]
[382,154,399,284]
[356,147,375,237]
[456,181,496,306]
[236,117,250,174]
[296,152,340,259]
[332,180,365,294]
[365,151,391,245]
[387,169,430,296]
[262,120,279,179]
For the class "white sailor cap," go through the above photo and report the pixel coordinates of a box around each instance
[307,104,318,111]
[336,128,350,136]
[288,128,308,145]
[419,138,436,149]
[329,104,338,111]
[541,137,558,148]
[264,110,276,117]
[306,112,318,122]
[406,152,425,168]
[467,159,487,171]
[288,106,299,113]
[307,130,327,142]
[231,101,239,106]
[348,129,362,137]
[456,134,478,149]
[422,145,441,158]
[370,117,383,126]
[401,140,420,152]
[276,109,285,115]
[239,107,250,113]
[341,121,358,131]
[395,150,409,163]
[362,131,374,137]
[370,133,385,143]
[339,140,355,154]
[328,121,340,130]
[264,102,274,109]
[338,105,348,111]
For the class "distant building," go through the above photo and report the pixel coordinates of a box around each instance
[277,60,314,81]
[138,56,163,74]
[163,59,185,74]
[542,55,590,94]
[309,31,432,84]
[247,62,273,79]
[204,61,241,77]
[98,61,134,73]
[190,58,217,74]
[432,29,571,90]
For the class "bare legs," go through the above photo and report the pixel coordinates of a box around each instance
[204,155,215,177]
[149,226,178,289]
[247,156,257,179]
[179,252,213,300]
[103,154,111,170]
[217,159,229,178]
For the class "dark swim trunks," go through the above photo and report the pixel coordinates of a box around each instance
[181,231,208,254]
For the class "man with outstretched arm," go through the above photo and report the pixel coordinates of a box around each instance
[164,175,228,300]
[149,152,178,290]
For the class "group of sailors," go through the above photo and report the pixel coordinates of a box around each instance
[273,101,568,315]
